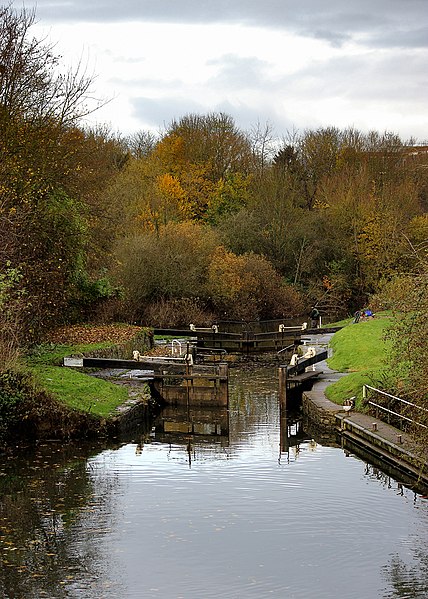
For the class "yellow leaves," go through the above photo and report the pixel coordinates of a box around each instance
[356,212,406,288]
[405,213,428,246]
[208,246,245,302]
[156,173,185,200]
[155,173,190,218]
[153,133,185,172]
[313,198,330,210]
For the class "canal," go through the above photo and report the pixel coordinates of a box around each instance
[1,367,428,598]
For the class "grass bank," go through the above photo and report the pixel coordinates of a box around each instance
[325,314,392,408]
[27,325,151,419]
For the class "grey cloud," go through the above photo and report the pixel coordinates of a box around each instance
[305,29,351,47]
[129,94,295,135]
[130,96,207,129]
[366,25,428,49]
[207,54,271,90]
[127,46,428,134]
[26,0,428,49]
[284,51,428,108]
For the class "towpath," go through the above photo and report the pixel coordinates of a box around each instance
[303,331,428,485]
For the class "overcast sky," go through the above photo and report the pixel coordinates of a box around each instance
[21,0,428,141]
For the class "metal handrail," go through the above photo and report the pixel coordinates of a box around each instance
[171,339,182,356]
[367,400,428,429]
[277,344,295,355]
[363,384,428,429]
[363,385,428,413]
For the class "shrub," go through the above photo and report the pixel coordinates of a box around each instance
[208,247,304,321]
[0,368,36,442]
[143,298,214,328]
[114,221,219,320]
[0,265,25,369]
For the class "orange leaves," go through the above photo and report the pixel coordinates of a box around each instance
[207,247,304,320]
[322,275,333,290]
[208,247,246,303]
[156,173,185,200]
[45,323,143,345]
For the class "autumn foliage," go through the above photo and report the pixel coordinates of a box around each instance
[1,5,428,384]
[0,5,127,363]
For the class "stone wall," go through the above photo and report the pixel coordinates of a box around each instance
[301,391,339,431]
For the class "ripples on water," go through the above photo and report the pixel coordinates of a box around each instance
[0,368,427,599]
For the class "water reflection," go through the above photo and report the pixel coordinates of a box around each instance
[0,441,125,598]
[152,405,229,468]
[0,367,428,599]
[383,552,428,598]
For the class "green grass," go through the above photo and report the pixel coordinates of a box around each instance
[27,343,131,417]
[325,314,392,408]
[28,342,115,366]
[32,364,129,417]
[322,316,353,328]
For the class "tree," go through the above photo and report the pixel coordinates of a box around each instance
[0,5,115,341]
[383,243,428,435]
[249,120,277,180]
[0,5,101,125]
[151,113,254,221]
[125,129,158,159]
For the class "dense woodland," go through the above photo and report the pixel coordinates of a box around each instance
[1,6,427,420]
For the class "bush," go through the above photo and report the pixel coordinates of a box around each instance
[143,298,215,328]
[0,368,36,442]
[0,265,25,369]
[208,247,304,321]
[114,221,219,320]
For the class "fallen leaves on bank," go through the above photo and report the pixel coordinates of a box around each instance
[45,324,144,346]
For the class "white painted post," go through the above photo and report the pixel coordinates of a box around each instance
[63,357,83,367]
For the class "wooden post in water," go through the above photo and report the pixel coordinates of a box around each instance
[279,366,287,413]
[279,365,288,454]
[218,362,229,407]
[185,360,192,407]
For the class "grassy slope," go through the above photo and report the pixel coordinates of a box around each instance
[28,342,131,418]
[325,314,392,408]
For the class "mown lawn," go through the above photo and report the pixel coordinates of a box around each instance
[27,325,147,417]
[32,363,129,417]
[325,314,392,408]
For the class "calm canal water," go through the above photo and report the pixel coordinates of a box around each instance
[1,367,428,599]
